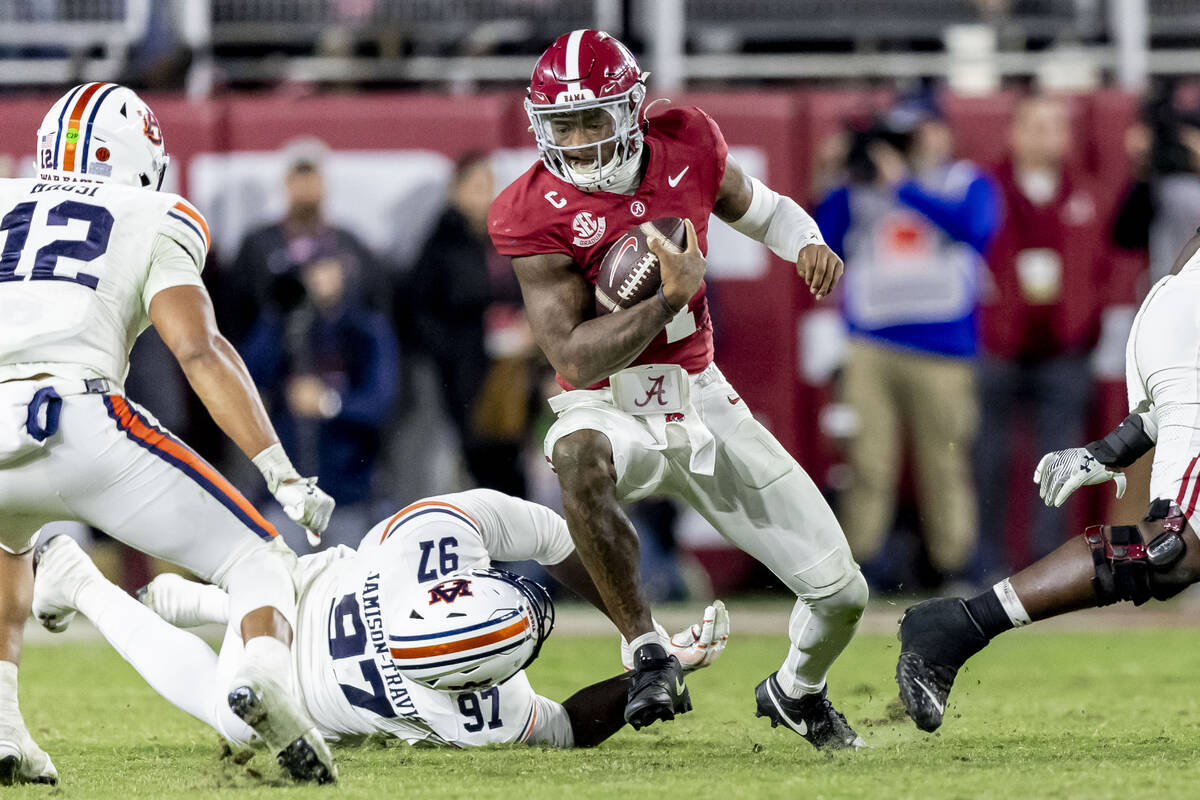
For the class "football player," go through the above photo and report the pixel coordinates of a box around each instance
[31,489,729,750]
[487,30,865,747]
[0,84,337,783]
[895,231,1200,733]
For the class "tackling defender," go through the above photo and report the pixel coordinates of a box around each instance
[489,30,867,747]
[0,84,337,783]
[896,231,1200,733]
[32,489,728,750]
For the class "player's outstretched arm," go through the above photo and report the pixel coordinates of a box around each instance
[150,285,334,537]
[560,673,634,748]
[716,153,843,300]
[513,251,692,388]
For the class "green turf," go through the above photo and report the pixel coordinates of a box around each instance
[11,625,1200,799]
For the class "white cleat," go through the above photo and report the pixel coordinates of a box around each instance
[0,722,58,785]
[32,535,103,634]
[227,671,336,784]
[137,572,228,628]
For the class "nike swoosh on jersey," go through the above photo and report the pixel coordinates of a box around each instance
[667,166,690,188]
[913,677,945,715]
[727,395,741,405]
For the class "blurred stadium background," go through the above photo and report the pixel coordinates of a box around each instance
[0,0,1192,605]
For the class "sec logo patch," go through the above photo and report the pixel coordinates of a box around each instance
[571,211,606,247]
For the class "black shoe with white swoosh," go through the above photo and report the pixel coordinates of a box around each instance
[754,674,864,750]
[624,644,692,730]
[896,597,989,733]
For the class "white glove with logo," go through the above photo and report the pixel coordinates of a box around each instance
[252,443,335,546]
[1034,447,1127,508]
[620,600,730,672]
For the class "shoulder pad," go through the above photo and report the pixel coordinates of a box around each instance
[160,195,211,267]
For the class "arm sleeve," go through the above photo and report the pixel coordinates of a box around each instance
[141,234,205,313]
[895,173,999,255]
[524,695,575,748]
[814,187,851,259]
[457,489,575,565]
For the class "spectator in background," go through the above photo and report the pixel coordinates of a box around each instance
[406,151,538,497]
[978,94,1107,569]
[817,96,999,588]
[220,142,380,344]
[243,255,399,551]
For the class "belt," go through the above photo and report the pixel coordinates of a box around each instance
[83,377,111,394]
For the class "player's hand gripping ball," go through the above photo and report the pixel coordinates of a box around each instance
[594,217,689,313]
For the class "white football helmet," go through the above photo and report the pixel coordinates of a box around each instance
[35,82,169,190]
[386,568,555,692]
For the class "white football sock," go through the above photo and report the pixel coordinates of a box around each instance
[143,573,231,627]
[76,575,226,730]
[777,576,868,698]
[993,578,1032,627]
[0,660,22,721]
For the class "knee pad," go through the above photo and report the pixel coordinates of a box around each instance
[1084,501,1192,606]
[210,536,300,629]
[797,570,869,627]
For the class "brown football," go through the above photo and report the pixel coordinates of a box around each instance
[594,217,687,314]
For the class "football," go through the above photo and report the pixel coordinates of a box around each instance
[594,217,687,313]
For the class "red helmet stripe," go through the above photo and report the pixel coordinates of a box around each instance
[61,83,107,172]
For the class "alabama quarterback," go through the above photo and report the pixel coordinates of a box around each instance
[488,30,865,747]
[0,84,336,783]
[32,489,728,751]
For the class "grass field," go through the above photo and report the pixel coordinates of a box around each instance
[10,607,1200,800]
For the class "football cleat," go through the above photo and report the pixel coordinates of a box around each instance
[0,723,57,786]
[754,673,864,750]
[32,535,103,634]
[895,598,988,733]
[227,677,336,784]
[624,644,692,730]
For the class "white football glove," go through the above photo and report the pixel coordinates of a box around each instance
[252,443,335,546]
[620,600,730,673]
[1034,447,1127,508]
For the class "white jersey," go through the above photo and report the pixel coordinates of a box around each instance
[0,177,208,390]
[291,489,577,747]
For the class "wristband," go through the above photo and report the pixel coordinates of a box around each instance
[251,442,301,492]
[656,285,682,316]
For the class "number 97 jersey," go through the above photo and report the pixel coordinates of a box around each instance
[0,177,209,389]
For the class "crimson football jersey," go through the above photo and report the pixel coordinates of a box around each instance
[489,106,728,390]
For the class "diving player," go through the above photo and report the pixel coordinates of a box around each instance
[32,489,729,750]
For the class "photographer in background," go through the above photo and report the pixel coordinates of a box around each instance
[816,95,999,590]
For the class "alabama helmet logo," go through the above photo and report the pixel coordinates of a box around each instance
[571,211,606,247]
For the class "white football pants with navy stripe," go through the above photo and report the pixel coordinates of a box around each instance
[0,379,297,629]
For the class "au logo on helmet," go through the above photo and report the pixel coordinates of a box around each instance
[428,578,473,605]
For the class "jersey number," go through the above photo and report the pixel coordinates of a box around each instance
[0,201,112,289]
[328,593,396,719]
[457,686,502,733]
[416,537,458,582]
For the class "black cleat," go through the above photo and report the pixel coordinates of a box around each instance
[228,685,336,784]
[754,673,864,750]
[624,644,692,730]
[895,598,989,733]
[0,755,18,786]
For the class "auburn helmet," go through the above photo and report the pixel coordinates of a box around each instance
[386,568,555,692]
[36,83,169,190]
[525,29,648,193]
